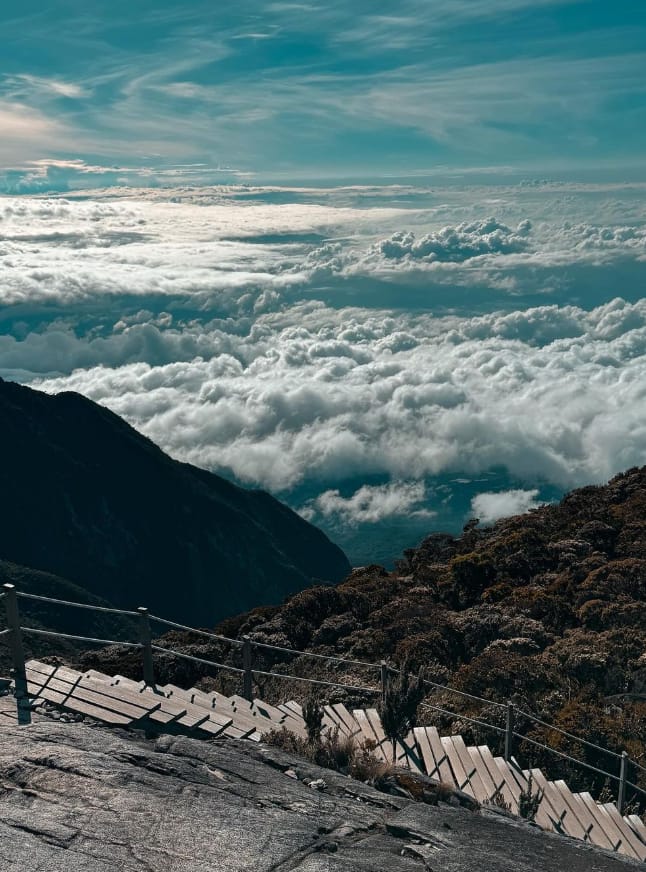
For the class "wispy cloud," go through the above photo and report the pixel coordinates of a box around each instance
[6,74,89,99]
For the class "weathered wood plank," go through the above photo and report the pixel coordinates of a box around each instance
[329,703,360,737]
[26,672,149,722]
[569,793,615,852]
[441,736,474,796]
[26,665,160,717]
[600,803,646,860]
[353,709,388,761]
[577,792,623,852]
[523,768,575,837]
[424,727,455,785]
[450,736,487,802]
[476,747,517,813]
[626,813,646,844]
[524,769,567,836]
[400,731,423,774]
[25,680,131,725]
[467,746,498,801]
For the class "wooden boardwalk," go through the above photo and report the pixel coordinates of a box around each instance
[5,659,646,861]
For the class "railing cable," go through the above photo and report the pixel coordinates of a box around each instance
[17,591,139,617]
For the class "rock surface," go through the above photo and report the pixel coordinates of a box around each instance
[0,379,350,626]
[0,721,639,871]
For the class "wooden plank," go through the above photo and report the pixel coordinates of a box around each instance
[527,771,573,837]
[329,703,360,737]
[229,694,255,713]
[441,736,474,796]
[160,686,235,731]
[26,666,158,718]
[84,669,115,683]
[25,681,131,725]
[424,727,455,785]
[26,659,59,677]
[112,674,146,691]
[353,709,388,761]
[626,813,646,844]
[570,793,615,852]
[400,731,423,774]
[364,708,401,764]
[282,700,303,717]
[467,746,498,800]
[578,792,623,851]
[491,757,524,815]
[450,736,487,802]
[414,726,437,778]
[322,705,351,737]
[554,780,597,842]
[251,698,288,724]
[364,709,386,743]
[27,673,150,722]
[600,804,646,860]
[525,768,575,838]
[477,747,517,813]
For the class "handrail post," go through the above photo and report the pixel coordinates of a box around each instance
[3,583,30,725]
[380,660,389,703]
[617,751,628,814]
[137,607,155,688]
[504,701,514,762]
[242,635,253,702]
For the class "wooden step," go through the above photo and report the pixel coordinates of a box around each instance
[574,792,617,851]
[599,803,646,860]
[353,709,389,762]
[450,736,488,802]
[474,746,516,812]
[577,792,623,852]
[414,726,454,785]
[467,745,498,800]
[25,679,132,726]
[441,736,475,796]
[526,768,579,838]
[626,813,646,844]
[25,664,161,721]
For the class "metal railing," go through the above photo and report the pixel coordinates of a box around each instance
[1,582,644,813]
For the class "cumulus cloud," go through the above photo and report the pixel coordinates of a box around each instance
[374,218,531,262]
[20,296,646,496]
[471,488,544,524]
[301,481,435,525]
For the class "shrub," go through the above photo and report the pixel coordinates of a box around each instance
[302,697,324,745]
[487,787,512,813]
[519,773,544,821]
[379,663,426,762]
[261,724,385,783]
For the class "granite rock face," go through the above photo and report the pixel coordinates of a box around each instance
[0,721,638,871]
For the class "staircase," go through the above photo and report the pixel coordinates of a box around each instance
[3,659,645,861]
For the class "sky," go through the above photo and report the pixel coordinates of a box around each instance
[1,3,645,565]
[0,1,645,187]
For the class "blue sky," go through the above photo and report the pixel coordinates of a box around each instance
[1,0,645,189]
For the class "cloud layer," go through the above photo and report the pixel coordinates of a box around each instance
[2,184,646,553]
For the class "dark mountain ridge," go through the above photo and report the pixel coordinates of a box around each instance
[0,378,349,624]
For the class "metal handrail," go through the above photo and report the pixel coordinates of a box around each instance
[5,583,645,808]
[20,626,141,648]
[149,614,243,646]
[516,707,623,760]
[16,591,139,617]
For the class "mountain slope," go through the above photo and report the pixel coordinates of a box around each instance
[87,466,645,801]
[0,379,350,624]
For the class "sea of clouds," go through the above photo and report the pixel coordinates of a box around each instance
[2,182,645,563]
